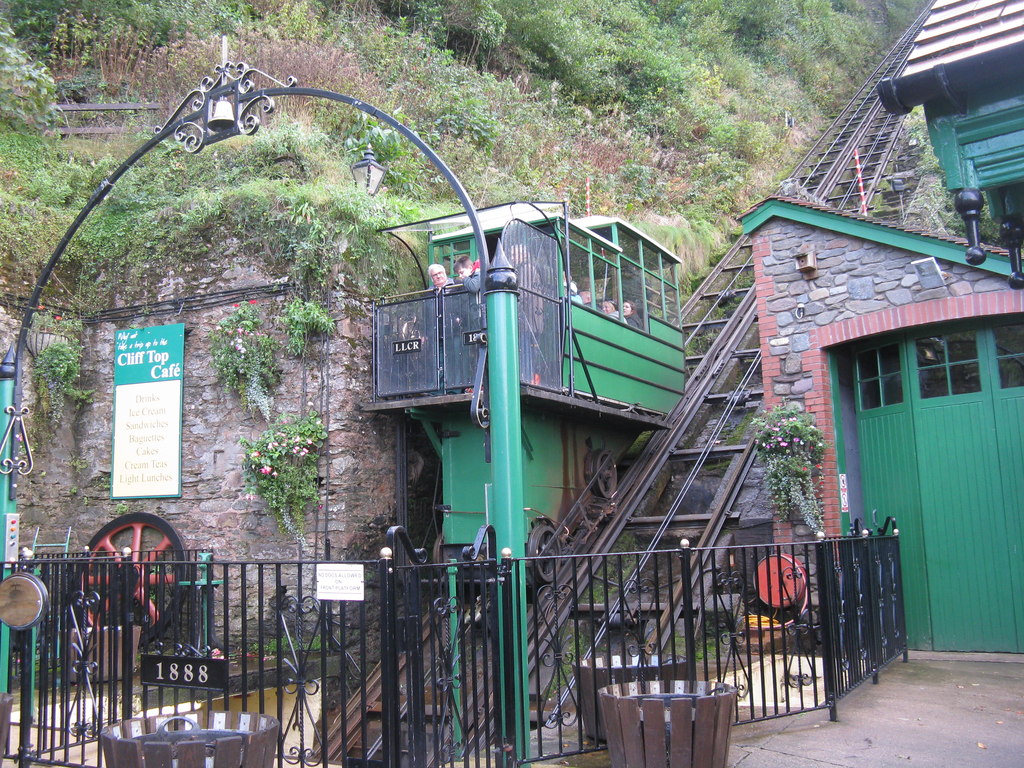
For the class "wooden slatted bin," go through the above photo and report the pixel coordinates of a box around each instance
[577,656,690,741]
[100,711,279,768]
[598,680,736,768]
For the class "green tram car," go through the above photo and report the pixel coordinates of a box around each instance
[367,202,687,559]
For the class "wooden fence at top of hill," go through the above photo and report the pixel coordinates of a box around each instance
[54,102,162,136]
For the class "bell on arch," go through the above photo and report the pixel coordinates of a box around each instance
[207,97,236,132]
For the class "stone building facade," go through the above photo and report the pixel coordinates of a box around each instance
[744,196,1024,537]
[9,252,397,561]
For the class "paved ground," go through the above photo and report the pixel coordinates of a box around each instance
[539,652,1024,768]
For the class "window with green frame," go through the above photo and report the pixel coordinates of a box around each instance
[856,343,903,409]
[569,240,594,307]
[915,330,982,398]
[644,249,665,321]
[432,239,472,272]
[994,321,1024,389]
[614,228,680,328]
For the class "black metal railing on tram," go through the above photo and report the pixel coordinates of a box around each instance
[0,529,904,768]
[372,285,564,401]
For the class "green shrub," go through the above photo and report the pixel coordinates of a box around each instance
[0,18,56,130]
[33,340,84,421]
[282,297,334,356]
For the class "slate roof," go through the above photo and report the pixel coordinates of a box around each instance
[902,0,1024,78]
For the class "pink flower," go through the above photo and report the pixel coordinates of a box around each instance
[260,466,272,474]
[250,451,260,458]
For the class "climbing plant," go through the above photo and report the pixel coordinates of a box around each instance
[282,297,334,356]
[30,310,89,423]
[208,302,281,420]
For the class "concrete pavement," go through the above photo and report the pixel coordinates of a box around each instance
[728,652,1024,767]
[539,652,1024,768]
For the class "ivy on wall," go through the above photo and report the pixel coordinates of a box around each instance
[208,302,281,421]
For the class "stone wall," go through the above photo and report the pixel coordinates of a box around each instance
[751,214,1024,536]
[10,254,396,561]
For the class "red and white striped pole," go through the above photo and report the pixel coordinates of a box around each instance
[853,148,868,215]
[585,175,591,217]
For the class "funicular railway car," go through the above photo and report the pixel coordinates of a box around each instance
[366,202,687,559]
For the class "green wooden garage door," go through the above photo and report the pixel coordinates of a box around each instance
[854,319,1024,652]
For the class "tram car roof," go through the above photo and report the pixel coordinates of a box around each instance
[382,200,683,265]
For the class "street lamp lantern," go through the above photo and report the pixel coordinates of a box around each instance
[351,146,387,196]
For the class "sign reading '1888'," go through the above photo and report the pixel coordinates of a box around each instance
[111,324,184,499]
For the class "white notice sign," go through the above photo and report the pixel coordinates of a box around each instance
[316,564,365,601]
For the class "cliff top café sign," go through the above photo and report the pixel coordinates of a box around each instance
[111,324,184,499]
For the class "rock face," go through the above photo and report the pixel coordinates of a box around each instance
[9,254,396,561]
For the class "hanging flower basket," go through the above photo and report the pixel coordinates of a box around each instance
[26,330,70,358]
[751,404,827,533]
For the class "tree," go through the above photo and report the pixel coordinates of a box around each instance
[0,16,56,131]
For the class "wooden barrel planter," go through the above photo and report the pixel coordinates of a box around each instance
[100,711,279,768]
[577,656,690,741]
[598,680,736,768]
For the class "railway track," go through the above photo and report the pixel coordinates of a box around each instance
[329,4,935,761]
[787,5,931,211]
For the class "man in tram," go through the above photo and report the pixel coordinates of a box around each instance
[428,263,454,291]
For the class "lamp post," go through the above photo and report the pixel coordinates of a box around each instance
[1,58,527,761]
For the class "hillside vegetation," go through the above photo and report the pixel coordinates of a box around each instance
[0,0,924,310]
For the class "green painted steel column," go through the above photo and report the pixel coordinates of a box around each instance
[484,245,531,761]
[484,246,525,557]
[0,347,16,693]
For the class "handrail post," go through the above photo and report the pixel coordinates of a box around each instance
[865,534,882,684]
[679,539,697,682]
[497,548,519,768]
[815,538,839,721]
[378,547,400,768]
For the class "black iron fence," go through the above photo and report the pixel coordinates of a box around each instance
[0,530,904,768]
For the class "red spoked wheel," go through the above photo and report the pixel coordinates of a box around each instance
[83,513,185,643]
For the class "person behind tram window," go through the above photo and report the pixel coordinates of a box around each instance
[601,300,618,317]
[622,300,643,329]
[578,289,592,306]
[428,263,453,292]
[455,255,481,293]
[568,281,583,305]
